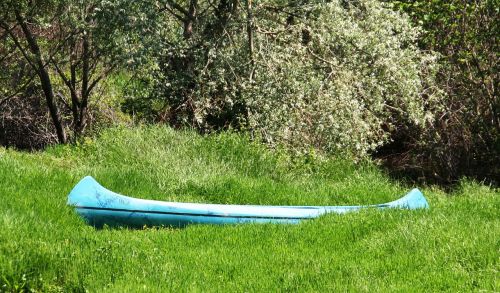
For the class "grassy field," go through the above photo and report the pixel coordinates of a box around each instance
[0,126,498,292]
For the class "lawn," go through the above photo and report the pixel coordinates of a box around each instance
[0,126,498,292]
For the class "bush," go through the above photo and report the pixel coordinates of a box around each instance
[0,73,131,149]
[127,0,442,158]
[0,93,58,150]
[381,0,499,184]
[243,0,442,157]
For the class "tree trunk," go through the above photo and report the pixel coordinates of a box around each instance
[246,0,255,80]
[76,35,90,136]
[14,11,67,144]
[183,0,198,39]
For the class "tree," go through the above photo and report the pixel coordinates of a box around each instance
[0,1,68,143]
[0,0,160,144]
[125,0,442,158]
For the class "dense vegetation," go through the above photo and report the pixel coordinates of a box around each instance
[126,0,442,160]
[381,0,499,184]
[0,127,498,291]
[1,0,498,184]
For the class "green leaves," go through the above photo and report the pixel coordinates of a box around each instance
[384,0,499,183]
[123,0,442,159]
[240,0,441,157]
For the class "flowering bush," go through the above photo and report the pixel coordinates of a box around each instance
[128,0,443,158]
[243,0,442,157]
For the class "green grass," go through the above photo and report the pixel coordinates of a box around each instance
[0,126,498,292]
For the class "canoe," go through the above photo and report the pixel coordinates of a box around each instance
[68,176,429,228]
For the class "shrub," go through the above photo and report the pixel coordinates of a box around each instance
[0,93,58,150]
[128,0,442,158]
[382,0,499,184]
[243,0,442,157]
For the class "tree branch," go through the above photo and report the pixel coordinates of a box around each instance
[51,57,80,109]
[51,58,72,89]
[86,64,116,97]
[160,5,185,22]
[0,72,37,109]
[161,0,189,18]
[55,91,72,112]
[307,47,338,68]
[0,20,37,70]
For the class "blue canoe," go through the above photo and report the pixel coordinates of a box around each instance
[68,176,429,228]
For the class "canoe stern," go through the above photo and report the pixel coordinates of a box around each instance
[385,188,429,209]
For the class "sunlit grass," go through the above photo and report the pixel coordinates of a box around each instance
[0,126,498,291]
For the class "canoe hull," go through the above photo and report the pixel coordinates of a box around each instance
[68,176,429,228]
[73,207,303,228]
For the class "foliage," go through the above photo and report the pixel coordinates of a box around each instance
[382,0,499,184]
[126,0,442,158]
[0,126,498,291]
[243,1,442,157]
[0,90,59,149]
[122,0,246,127]
[0,0,160,145]
[1,0,497,184]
